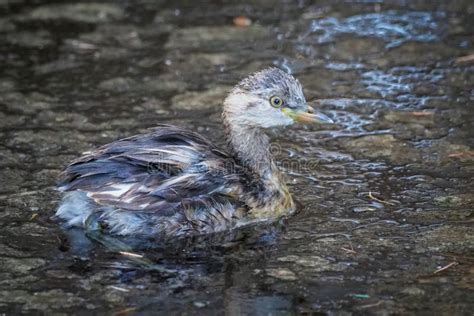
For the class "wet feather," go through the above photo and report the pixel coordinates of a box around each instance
[56,69,306,237]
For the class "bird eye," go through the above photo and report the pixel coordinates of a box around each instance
[270,96,283,108]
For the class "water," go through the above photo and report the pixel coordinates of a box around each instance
[0,0,473,314]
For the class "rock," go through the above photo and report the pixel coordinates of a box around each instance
[1,91,56,114]
[0,78,16,92]
[95,47,131,60]
[171,85,231,110]
[193,301,207,308]
[277,255,347,271]
[402,287,426,296]
[80,24,143,48]
[383,111,435,126]
[0,18,15,32]
[99,77,137,93]
[370,42,460,67]
[429,141,473,164]
[142,75,189,94]
[165,25,270,49]
[0,275,39,288]
[103,289,125,304]
[0,168,27,194]
[434,195,473,208]
[26,3,124,23]
[5,30,52,48]
[266,268,297,281]
[186,53,236,67]
[326,37,385,61]
[34,59,82,75]
[338,134,420,163]
[414,225,474,253]
[0,258,45,274]
[26,289,85,310]
[99,75,190,95]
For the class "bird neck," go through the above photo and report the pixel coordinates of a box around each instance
[223,91,278,181]
[223,116,294,214]
[225,121,276,180]
[222,93,294,214]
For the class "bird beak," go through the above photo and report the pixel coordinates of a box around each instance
[285,105,334,124]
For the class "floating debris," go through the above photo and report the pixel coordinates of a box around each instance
[448,151,474,159]
[368,192,396,206]
[433,262,458,274]
[113,307,137,315]
[455,54,474,64]
[266,268,297,281]
[193,301,207,308]
[341,244,357,254]
[118,251,144,259]
[108,286,130,293]
[233,16,252,27]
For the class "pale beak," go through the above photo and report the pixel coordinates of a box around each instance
[285,105,334,124]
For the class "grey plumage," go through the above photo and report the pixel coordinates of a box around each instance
[57,125,248,237]
[56,67,319,238]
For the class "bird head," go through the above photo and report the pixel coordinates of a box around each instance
[223,67,333,129]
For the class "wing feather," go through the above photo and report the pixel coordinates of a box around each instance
[58,126,243,216]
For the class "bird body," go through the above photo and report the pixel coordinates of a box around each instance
[56,68,333,238]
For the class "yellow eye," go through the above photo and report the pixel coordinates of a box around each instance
[270,96,283,108]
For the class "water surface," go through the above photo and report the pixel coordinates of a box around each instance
[0,0,473,314]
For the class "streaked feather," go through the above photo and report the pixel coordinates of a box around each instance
[56,67,303,237]
[56,125,247,236]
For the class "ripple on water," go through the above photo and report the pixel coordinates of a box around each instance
[306,10,445,48]
[362,66,445,99]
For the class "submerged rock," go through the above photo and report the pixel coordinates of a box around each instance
[414,225,474,253]
[5,30,53,48]
[141,75,189,94]
[165,25,270,49]
[26,3,124,23]
[185,53,236,67]
[99,77,137,93]
[0,257,45,274]
[277,255,347,272]
[0,78,16,92]
[1,289,86,311]
[266,268,297,281]
[338,134,421,163]
[99,75,189,94]
[0,17,15,32]
[171,85,231,110]
[434,194,473,208]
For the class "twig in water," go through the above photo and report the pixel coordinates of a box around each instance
[357,301,384,310]
[341,243,357,254]
[119,251,144,259]
[455,54,474,64]
[410,111,434,117]
[433,261,458,274]
[113,307,137,316]
[368,192,396,206]
[108,285,130,292]
[448,151,474,158]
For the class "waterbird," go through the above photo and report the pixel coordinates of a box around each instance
[56,68,333,238]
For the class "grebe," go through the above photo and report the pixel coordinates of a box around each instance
[56,68,333,237]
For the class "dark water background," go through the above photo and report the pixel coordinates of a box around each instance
[0,0,473,314]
